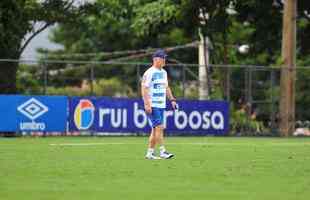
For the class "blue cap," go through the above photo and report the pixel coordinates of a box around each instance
[152,49,167,59]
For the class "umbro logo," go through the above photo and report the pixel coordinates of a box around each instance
[17,98,49,120]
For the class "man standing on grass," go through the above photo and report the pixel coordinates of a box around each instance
[141,49,177,159]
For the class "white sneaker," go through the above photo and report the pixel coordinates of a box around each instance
[160,151,174,159]
[145,153,161,160]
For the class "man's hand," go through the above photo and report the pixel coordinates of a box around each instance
[167,86,177,110]
[144,103,152,114]
[171,101,178,110]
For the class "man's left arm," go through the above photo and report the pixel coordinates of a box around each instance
[166,86,175,101]
[166,86,177,110]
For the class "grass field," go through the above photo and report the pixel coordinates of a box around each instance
[1,137,310,200]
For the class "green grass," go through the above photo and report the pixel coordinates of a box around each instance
[1,137,310,200]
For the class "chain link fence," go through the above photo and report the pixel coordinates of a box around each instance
[2,59,310,136]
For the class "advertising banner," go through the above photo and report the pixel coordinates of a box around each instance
[68,97,229,135]
[0,95,67,132]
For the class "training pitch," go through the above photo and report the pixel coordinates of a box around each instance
[1,137,310,200]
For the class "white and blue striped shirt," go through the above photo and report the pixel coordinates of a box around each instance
[142,66,168,108]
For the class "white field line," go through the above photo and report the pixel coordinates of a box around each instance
[49,142,310,146]
[49,143,126,146]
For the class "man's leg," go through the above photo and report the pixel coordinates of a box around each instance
[146,108,172,159]
[145,128,161,159]
[156,125,174,159]
[148,128,156,149]
[146,128,154,155]
[155,125,166,151]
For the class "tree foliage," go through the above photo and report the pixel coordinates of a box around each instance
[2,0,310,129]
[0,0,94,93]
[42,0,310,127]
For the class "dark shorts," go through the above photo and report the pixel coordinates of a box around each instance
[148,107,165,128]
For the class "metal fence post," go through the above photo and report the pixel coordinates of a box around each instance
[244,66,251,134]
[226,66,231,101]
[249,66,253,106]
[43,61,47,95]
[270,68,277,134]
[90,65,94,96]
[182,65,185,98]
[136,64,141,96]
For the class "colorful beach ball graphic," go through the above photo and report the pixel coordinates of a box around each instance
[74,99,95,130]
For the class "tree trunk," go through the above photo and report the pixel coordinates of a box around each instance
[0,58,18,135]
[279,0,297,136]
[0,60,18,94]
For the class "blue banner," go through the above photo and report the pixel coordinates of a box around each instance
[0,95,67,132]
[68,97,229,135]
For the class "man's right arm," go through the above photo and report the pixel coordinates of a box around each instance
[141,85,152,114]
[141,73,152,114]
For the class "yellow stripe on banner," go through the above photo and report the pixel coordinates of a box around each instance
[74,105,81,127]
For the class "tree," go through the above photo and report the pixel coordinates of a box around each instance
[0,0,93,94]
[42,0,199,94]
[130,0,310,135]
